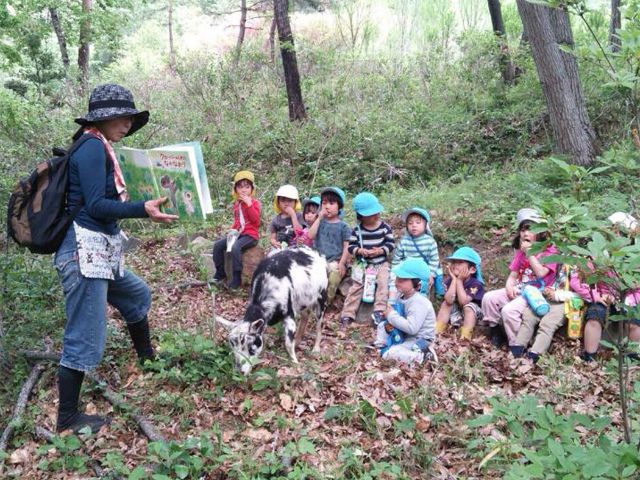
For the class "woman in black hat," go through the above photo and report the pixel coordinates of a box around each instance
[55,84,177,433]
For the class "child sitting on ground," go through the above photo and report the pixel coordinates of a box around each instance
[482,208,559,354]
[373,258,437,365]
[435,247,485,340]
[573,212,639,362]
[341,192,395,327]
[268,184,303,255]
[212,170,261,289]
[294,196,320,247]
[308,187,351,302]
[390,207,440,299]
[513,265,578,361]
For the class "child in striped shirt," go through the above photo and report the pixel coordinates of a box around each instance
[340,192,395,327]
[390,207,440,300]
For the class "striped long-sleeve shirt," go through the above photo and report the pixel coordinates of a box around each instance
[391,233,440,278]
[347,221,395,265]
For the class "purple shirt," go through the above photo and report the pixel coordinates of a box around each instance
[444,276,485,306]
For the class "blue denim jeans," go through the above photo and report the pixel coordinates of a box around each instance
[55,226,151,372]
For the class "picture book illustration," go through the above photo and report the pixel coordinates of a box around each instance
[115,142,212,220]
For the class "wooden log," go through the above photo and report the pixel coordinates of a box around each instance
[224,245,264,285]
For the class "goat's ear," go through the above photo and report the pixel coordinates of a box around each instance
[249,318,265,334]
[216,316,239,330]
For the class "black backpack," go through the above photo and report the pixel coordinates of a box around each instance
[6,136,94,254]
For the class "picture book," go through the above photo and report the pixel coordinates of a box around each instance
[115,142,213,220]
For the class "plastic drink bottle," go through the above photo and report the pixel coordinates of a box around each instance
[434,268,445,296]
[362,265,377,303]
[226,229,239,252]
[566,297,583,339]
[522,285,550,316]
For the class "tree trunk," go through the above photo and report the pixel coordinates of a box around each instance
[268,16,277,63]
[273,0,307,121]
[234,0,248,66]
[487,0,515,85]
[78,0,92,92]
[610,0,622,52]
[49,7,69,73]
[168,0,176,74]
[516,0,600,166]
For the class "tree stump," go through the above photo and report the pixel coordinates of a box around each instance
[224,246,264,286]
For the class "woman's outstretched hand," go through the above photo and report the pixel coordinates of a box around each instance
[145,197,180,223]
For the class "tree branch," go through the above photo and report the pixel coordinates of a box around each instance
[0,362,46,452]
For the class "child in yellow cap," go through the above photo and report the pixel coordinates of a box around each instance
[212,171,261,289]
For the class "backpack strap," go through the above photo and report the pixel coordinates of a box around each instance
[410,236,431,264]
[64,134,110,218]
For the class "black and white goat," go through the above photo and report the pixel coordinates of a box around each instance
[217,246,328,375]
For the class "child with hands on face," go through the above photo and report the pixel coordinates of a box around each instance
[435,247,484,340]
[268,185,304,255]
[481,208,558,354]
[294,197,320,247]
[212,170,261,289]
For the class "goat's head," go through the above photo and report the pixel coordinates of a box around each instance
[218,305,266,376]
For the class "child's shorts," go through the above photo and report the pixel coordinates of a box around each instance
[449,302,482,327]
[585,303,640,326]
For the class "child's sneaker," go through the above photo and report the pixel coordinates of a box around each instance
[489,325,506,347]
[340,316,353,328]
[423,345,438,364]
[371,311,385,326]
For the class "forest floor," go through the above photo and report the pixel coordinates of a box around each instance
[1,221,631,479]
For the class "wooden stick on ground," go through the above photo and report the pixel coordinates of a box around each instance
[19,351,166,443]
[34,426,109,479]
[0,362,46,452]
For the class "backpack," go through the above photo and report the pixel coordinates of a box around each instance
[6,135,95,254]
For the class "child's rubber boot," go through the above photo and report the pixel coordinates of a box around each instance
[459,326,474,340]
[489,325,506,347]
[435,322,448,335]
[510,345,525,358]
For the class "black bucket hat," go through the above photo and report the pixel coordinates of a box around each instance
[75,84,149,136]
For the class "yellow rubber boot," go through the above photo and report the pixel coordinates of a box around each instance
[460,326,474,340]
[435,322,448,334]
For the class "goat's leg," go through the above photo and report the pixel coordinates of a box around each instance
[312,306,325,353]
[283,316,299,364]
[295,310,309,347]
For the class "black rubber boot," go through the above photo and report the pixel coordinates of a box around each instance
[56,365,110,433]
[489,325,506,348]
[127,317,155,365]
[228,271,242,290]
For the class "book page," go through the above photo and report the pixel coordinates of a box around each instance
[114,147,160,202]
[148,148,204,220]
[160,142,213,215]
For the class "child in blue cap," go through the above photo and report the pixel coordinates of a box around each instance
[373,258,437,365]
[308,187,351,302]
[340,192,395,327]
[435,246,485,340]
[390,207,440,299]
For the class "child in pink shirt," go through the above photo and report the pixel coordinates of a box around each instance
[482,208,558,355]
